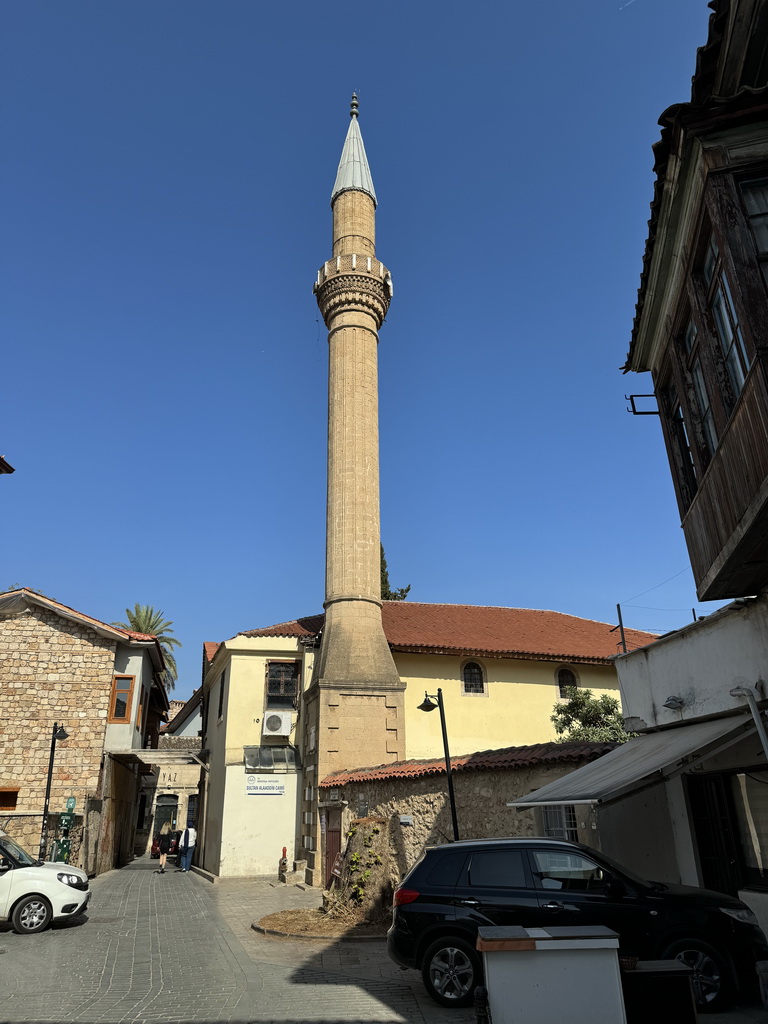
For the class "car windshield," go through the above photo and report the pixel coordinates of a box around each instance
[0,834,37,867]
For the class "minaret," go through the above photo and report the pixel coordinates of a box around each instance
[310,95,405,776]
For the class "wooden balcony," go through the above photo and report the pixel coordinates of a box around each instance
[683,365,768,600]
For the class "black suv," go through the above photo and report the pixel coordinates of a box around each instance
[387,837,768,1012]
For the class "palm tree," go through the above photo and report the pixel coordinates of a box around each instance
[113,604,181,690]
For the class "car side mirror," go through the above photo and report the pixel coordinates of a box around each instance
[0,856,11,871]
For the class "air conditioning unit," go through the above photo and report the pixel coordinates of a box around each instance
[262,711,292,738]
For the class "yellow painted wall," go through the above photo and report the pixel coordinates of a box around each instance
[396,652,620,761]
[222,638,313,755]
[200,637,312,877]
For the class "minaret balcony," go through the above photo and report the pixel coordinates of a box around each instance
[313,254,393,328]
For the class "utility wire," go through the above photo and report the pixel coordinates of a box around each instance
[624,605,695,612]
[621,567,689,605]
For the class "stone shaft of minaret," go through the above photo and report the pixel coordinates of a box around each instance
[313,95,401,690]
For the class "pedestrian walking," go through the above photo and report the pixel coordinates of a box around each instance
[178,825,196,872]
[156,822,172,874]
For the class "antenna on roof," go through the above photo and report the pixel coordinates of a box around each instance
[612,604,627,653]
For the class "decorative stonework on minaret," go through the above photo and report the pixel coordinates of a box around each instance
[309,95,405,781]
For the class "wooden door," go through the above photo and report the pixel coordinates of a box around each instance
[325,808,342,888]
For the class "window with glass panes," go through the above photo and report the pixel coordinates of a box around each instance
[109,675,134,722]
[703,235,752,406]
[683,319,718,461]
[741,179,768,286]
[661,376,698,506]
[462,661,485,694]
[542,804,579,842]
[557,667,577,698]
[266,661,300,709]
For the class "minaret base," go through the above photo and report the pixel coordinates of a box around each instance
[315,596,402,691]
[313,596,405,775]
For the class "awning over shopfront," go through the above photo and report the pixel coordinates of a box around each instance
[510,714,755,808]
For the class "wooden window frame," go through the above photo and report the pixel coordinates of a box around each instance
[698,182,760,415]
[109,674,136,723]
[739,176,768,286]
[681,316,718,466]
[656,361,699,513]
[265,660,301,710]
[0,788,19,812]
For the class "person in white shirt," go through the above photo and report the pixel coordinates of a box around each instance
[178,826,196,872]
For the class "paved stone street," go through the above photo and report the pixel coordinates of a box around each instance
[0,857,764,1024]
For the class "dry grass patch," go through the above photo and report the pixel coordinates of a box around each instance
[258,907,386,938]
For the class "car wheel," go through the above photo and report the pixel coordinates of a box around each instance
[660,938,733,1012]
[421,936,481,1008]
[11,895,53,935]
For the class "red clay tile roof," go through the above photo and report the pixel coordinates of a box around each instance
[320,741,616,787]
[203,641,222,663]
[239,604,656,664]
[240,615,323,640]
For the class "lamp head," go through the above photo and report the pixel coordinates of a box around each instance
[54,726,69,741]
[418,693,438,713]
[662,696,684,711]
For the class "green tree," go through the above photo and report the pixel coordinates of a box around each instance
[113,604,181,690]
[380,544,410,601]
[551,687,632,743]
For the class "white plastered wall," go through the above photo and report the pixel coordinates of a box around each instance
[218,764,299,876]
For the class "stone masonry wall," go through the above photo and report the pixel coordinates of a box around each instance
[331,763,599,888]
[3,813,85,865]
[0,605,116,864]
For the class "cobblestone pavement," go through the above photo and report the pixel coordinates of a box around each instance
[0,857,472,1024]
[0,856,763,1024]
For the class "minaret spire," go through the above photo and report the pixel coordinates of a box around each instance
[309,96,404,783]
[330,93,377,207]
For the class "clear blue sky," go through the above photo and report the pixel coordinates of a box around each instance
[2,1,716,700]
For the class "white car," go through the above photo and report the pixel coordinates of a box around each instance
[0,828,91,934]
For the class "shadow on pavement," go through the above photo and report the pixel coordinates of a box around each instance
[279,928,765,1024]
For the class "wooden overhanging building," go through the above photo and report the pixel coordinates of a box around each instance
[624,0,768,601]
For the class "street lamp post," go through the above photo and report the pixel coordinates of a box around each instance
[417,689,460,841]
[39,722,69,862]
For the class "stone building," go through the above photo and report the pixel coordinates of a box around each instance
[0,587,168,874]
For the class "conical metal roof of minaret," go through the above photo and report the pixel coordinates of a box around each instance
[330,94,377,207]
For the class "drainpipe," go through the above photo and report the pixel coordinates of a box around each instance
[729,685,768,763]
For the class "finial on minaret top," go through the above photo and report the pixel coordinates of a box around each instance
[350,93,359,119]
